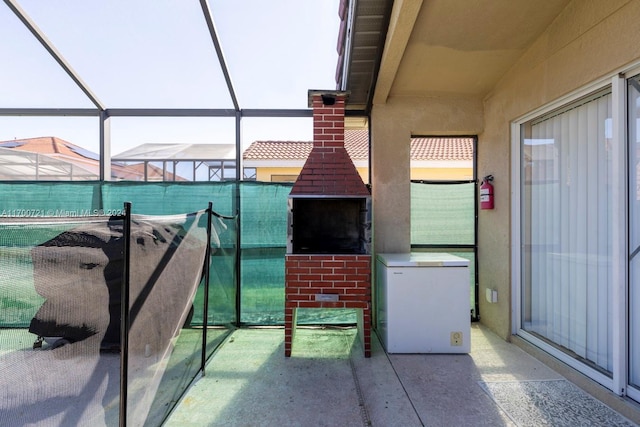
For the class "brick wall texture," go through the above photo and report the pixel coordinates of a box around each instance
[289,94,369,197]
[284,254,371,357]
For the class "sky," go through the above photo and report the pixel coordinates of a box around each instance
[0,0,341,155]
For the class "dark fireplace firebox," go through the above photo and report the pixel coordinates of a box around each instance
[287,197,370,255]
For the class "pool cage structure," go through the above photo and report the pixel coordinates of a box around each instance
[0,0,325,183]
[0,202,238,426]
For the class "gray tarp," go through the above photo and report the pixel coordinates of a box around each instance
[1,212,208,426]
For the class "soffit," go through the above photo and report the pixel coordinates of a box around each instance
[342,0,573,110]
[385,0,572,99]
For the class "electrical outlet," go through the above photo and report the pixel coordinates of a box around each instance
[485,288,498,303]
[451,331,463,346]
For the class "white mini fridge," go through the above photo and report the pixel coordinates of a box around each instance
[376,253,470,353]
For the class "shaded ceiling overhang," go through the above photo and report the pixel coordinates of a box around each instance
[337,0,575,115]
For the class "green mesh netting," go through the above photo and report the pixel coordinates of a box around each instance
[0,181,239,327]
[102,182,236,215]
[410,182,475,245]
[240,182,289,248]
[0,182,237,217]
[0,181,291,325]
[240,182,289,324]
[0,182,101,216]
[1,181,479,328]
[410,182,477,315]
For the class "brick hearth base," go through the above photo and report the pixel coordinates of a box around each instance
[284,254,371,357]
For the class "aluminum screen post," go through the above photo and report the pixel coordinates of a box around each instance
[234,187,241,326]
[119,202,132,427]
[201,202,213,375]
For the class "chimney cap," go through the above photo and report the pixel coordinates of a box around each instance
[308,90,350,108]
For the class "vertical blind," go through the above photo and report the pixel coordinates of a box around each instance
[522,89,613,373]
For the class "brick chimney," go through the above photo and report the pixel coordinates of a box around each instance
[285,90,372,358]
[289,90,369,196]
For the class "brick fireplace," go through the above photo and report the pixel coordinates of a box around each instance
[285,90,372,357]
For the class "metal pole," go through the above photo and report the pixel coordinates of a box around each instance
[199,0,240,111]
[100,110,111,181]
[201,202,213,375]
[234,111,242,326]
[3,0,105,110]
[119,202,132,427]
[234,210,241,326]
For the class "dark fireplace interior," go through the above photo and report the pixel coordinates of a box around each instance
[290,198,369,254]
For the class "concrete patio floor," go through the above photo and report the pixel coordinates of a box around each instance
[163,324,640,426]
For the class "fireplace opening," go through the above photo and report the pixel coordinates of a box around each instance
[289,197,369,254]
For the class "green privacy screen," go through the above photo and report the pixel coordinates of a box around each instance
[0,181,236,216]
[1,181,475,327]
[240,182,289,324]
[0,181,291,325]
[410,182,477,317]
[410,182,475,245]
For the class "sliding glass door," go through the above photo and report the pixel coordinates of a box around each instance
[520,89,613,375]
[518,76,640,400]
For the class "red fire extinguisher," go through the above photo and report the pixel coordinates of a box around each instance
[480,175,494,210]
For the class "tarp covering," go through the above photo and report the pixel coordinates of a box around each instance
[0,209,235,426]
[125,212,208,425]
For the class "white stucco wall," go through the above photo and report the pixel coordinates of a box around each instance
[480,0,640,338]
[370,96,483,254]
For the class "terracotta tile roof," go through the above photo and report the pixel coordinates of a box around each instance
[243,140,317,160]
[411,137,474,161]
[243,130,473,161]
[344,129,369,160]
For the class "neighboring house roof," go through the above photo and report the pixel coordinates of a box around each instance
[243,131,368,162]
[0,136,102,179]
[411,137,474,161]
[0,146,98,180]
[0,137,185,181]
[243,130,473,163]
[118,162,189,181]
[113,143,236,161]
[1,136,96,158]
